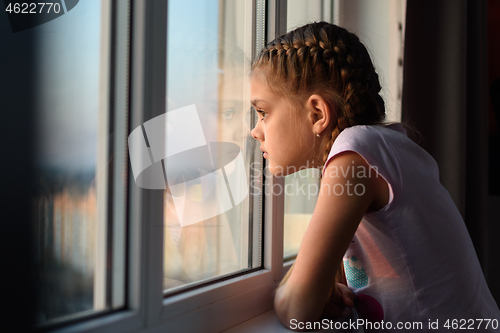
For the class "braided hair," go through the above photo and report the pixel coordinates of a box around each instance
[251,22,386,167]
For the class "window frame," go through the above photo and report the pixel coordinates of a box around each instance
[30,0,138,331]
[28,0,407,331]
[146,1,289,331]
[48,1,291,333]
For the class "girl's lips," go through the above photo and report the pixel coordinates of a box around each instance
[263,152,268,158]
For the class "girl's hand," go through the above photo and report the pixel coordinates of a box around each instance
[321,283,354,319]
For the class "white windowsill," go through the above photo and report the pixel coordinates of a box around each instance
[222,310,293,333]
[222,309,363,332]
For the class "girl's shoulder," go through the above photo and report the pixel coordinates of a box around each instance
[337,123,408,141]
[324,122,433,192]
[332,123,409,156]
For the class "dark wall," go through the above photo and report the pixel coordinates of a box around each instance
[0,3,37,331]
[487,0,500,305]
[403,0,499,304]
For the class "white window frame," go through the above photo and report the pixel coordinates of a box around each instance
[49,1,291,333]
[42,0,406,332]
[139,1,289,331]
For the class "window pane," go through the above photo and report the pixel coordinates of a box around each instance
[284,169,321,258]
[283,0,326,260]
[31,0,123,324]
[163,0,260,292]
[287,0,327,31]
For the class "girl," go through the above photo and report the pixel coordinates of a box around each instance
[250,22,500,332]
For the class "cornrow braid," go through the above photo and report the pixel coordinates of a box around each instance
[251,21,386,168]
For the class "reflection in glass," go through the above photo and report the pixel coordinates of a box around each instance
[31,0,106,324]
[163,0,259,291]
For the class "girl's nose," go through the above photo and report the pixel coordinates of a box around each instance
[251,124,262,141]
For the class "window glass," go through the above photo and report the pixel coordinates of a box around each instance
[163,0,260,292]
[287,0,328,31]
[31,0,120,324]
[283,168,321,258]
[283,0,330,260]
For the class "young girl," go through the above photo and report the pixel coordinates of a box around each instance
[250,22,500,331]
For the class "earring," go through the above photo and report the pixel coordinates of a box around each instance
[316,133,320,137]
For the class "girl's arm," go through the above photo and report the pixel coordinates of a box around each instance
[274,151,388,330]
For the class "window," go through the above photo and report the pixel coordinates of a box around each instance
[162,0,261,293]
[17,1,405,332]
[335,0,405,123]
[31,0,127,327]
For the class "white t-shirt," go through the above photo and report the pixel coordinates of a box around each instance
[323,124,500,332]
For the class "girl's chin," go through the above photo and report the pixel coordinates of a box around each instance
[267,164,288,177]
[268,162,318,177]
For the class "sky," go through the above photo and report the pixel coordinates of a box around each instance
[32,0,220,174]
[32,0,101,172]
[167,0,219,131]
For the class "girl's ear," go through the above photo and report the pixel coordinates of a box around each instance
[307,94,335,135]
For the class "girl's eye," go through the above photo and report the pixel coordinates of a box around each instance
[256,109,267,121]
[222,109,235,120]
